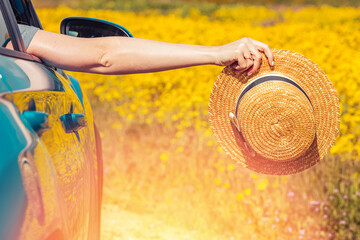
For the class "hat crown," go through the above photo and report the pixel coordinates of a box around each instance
[237,76,315,161]
[209,49,340,175]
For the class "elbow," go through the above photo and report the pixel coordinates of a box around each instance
[93,38,130,75]
[98,51,112,70]
[95,42,115,74]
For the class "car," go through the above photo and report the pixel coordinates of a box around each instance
[0,0,132,239]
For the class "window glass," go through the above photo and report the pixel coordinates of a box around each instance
[10,0,36,27]
[0,10,12,49]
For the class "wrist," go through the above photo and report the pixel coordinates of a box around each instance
[206,46,221,66]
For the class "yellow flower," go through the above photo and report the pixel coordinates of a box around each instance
[160,153,169,163]
[111,122,122,129]
[205,129,212,137]
[237,193,244,202]
[145,118,152,124]
[215,178,222,186]
[227,163,235,171]
[250,173,259,180]
[175,131,183,138]
[257,179,269,190]
[282,177,288,184]
[217,146,224,152]
[223,182,230,189]
[244,188,251,196]
[176,147,184,153]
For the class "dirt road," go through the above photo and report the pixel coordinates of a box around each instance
[101,204,198,240]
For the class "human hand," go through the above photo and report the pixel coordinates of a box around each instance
[214,38,274,75]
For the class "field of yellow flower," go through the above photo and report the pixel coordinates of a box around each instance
[37,5,360,239]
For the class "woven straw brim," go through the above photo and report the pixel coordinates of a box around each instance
[208,49,340,175]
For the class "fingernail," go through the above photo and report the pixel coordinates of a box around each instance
[271,61,274,66]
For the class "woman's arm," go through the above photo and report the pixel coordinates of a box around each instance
[27,29,274,75]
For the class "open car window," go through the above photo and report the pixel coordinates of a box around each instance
[9,0,41,28]
[0,0,40,61]
[0,8,13,49]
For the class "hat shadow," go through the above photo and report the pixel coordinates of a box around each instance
[230,120,320,174]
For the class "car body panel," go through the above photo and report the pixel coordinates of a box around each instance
[67,74,84,108]
[0,15,100,240]
[0,56,30,91]
[9,60,95,239]
[0,99,27,240]
[0,0,112,239]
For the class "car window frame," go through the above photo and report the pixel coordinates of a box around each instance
[24,0,42,29]
[0,0,40,62]
[11,0,42,29]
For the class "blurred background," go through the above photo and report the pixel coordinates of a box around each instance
[32,0,360,239]
[33,0,360,9]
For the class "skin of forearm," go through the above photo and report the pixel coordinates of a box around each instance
[27,30,273,75]
[28,30,219,74]
[98,37,220,74]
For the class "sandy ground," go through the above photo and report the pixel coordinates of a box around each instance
[101,204,198,240]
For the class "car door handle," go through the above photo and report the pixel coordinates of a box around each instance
[59,113,86,133]
[21,111,49,134]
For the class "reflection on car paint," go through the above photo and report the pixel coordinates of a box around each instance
[1,49,90,238]
[67,74,84,108]
[12,90,88,239]
[0,55,30,92]
[14,59,63,92]
[0,95,61,239]
[0,50,102,240]
[1,1,104,238]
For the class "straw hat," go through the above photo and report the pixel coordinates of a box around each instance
[208,49,340,175]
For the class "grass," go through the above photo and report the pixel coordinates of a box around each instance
[34,5,360,239]
[92,101,360,239]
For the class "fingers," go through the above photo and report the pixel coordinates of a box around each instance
[231,48,254,74]
[243,51,252,60]
[252,40,274,67]
[247,47,262,76]
[232,51,262,76]
[244,57,254,75]
[229,38,274,76]
[231,58,252,74]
